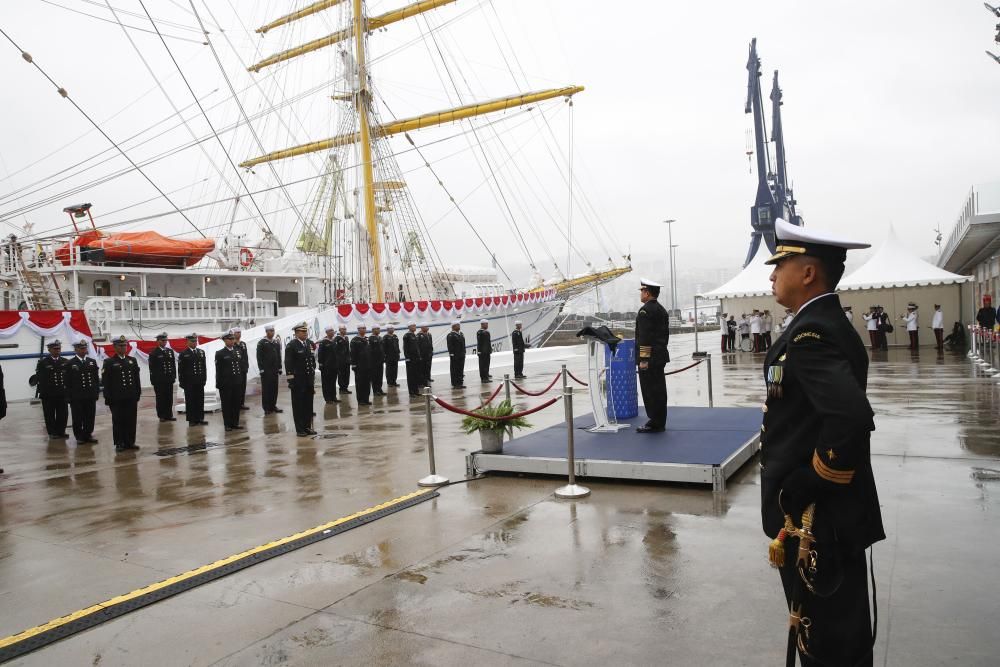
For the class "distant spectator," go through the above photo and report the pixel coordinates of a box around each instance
[727,315,737,351]
[738,314,750,349]
[749,309,762,352]
[720,313,729,352]
[863,306,879,350]
[976,295,996,330]
[932,304,944,351]
[762,309,773,350]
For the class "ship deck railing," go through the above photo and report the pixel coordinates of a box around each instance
[84,296,279,337]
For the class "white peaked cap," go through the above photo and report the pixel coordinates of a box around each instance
[231,327,241,333]
[265,324,275,331]
[639,278,662,288]
[514,320,522,325]
[766,219,870,265]
[480,319,488,324]
[451,320,461,326]
[325,325,335,332]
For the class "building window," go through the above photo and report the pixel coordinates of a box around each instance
[94,279,111,297]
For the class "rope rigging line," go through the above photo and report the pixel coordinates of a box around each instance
[37,0,205,43]
[138,0,274,237]
[511,372,561,396]
[567,370,589,387]
[566,97,573,276]
[434,395,560,421]
[663,360,704,376]
[0,26,206,237]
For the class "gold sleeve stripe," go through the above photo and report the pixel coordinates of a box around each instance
[812,451,854,484]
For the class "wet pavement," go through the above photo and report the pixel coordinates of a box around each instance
[1,336,998,665]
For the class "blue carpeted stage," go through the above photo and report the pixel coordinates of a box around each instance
[468,407,761,490]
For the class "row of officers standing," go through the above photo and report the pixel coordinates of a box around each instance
[32,319,530,446]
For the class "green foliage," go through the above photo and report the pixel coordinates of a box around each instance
[460,399,532,434]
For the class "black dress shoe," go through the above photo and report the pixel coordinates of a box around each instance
[636,426,665,433]
[240,406,250,411]
[199,421,209,426]
[341,389,352,394]
[86,438,99,444]
[357,401,372,406]
[306,428,318,435]
[225,427,233,432]
[296,431,310,437]
[515,375,527,380]
[273,408,284,413]
[122,444,139,450]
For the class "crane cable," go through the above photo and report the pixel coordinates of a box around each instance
[0,26,206,237]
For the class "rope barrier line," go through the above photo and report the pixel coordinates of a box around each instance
[474,383,504,410]
[663,359,704,376]
[567,370,589,386]
[434,395,560,421]
[511,372,561,397]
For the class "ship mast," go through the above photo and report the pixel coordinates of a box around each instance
[352,0,384,300]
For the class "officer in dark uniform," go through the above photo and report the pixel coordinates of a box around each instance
[334,325,352,395]
[369,326,386,396]
[148,332,177,422]
[284,322,317,436]
[760,219,884,667]
[317,325,339,403]
[36,339,69,438]
[215,332,243,432]
[403,322,422,397]
[475,320,492,383]
[446,321,466,388]
[102,336,141,450]
[418,324,434,386]
[511,320,527,379]
[635,279,669,433]
[67,339,100,444]
[178,333,208,426]
[382,325,400,388]
[351,324,372,406]
[256,324,283,414]
[232,328,250,411]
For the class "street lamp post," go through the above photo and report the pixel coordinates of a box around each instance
[663,219,676,318]
[671,244,679,321]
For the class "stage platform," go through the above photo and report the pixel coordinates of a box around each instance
[467,406,761,491]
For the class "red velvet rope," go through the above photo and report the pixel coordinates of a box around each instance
[662,359,704,376]
[511,373,561,396]
[567,371,589,386]
[434,395,561,421]
[474,383,504,410]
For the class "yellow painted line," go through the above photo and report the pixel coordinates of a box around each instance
[0,488,435,650]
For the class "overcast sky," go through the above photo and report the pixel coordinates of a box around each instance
[1,0,998,299]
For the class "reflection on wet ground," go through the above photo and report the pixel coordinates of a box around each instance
[1,336,998,665]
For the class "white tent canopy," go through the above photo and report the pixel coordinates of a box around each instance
[839,226,970,290]
[699,242,773,299]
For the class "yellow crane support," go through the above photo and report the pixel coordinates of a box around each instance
[254,0,346,34]
[239,86,584,168]
[248,0,458,72]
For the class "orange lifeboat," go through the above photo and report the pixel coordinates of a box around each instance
[55,230,216,268]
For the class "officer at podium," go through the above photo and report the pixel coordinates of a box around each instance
[635,279,669,433]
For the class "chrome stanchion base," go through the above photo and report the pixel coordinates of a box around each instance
[418,474,449,487]
[554,483,590,499]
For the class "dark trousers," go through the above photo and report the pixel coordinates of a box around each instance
[321,367,338,401]
[153,382,174,419]
[638,360,668,429]
[450,354,465,387]
[764,332,772,349]
[219,385,241,428]
[70,399,96,440]
[908,330,918,350]
[868,330,878,349]
[261,372,279,412]
[110,399,138,447]
[721,335,728,353]
[878,329,888,350]
[753,333,763,353]
[424,357,433,384]
[354,367,371,404]
[385,358,399,386]
[337,363,350,390]
[727,332,735,350]
[779,547,873,667]
[290,388,313,433]
[478,353,491,381]
[406,360,422,395]
[42,397,68,435]
[513,351,525,377]
[183,384,204,423]
[238,376,248,407]
[934,328,944,350]
[371,361,384,394]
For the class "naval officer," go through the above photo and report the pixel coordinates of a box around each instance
[635,279,669,433]
[382,325,401,388]
[475,320,492,383]
[36,339,69,438]
[256,325,283,414]
[761,219,884,666]
[178,333,208,426]
[285,322,317,436]
[67,339,100,444]
[317,325,339,403]
[368,325,386,396]
[350,324,372,406]
[148,332,177,422]
[511,320,527,379]
[216,331,243,431]
[446,321,466,388]
[102,336,141,451]
[403,322,422,396]
[232,328,250,411]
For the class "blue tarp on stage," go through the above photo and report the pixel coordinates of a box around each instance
[501,406,761,466]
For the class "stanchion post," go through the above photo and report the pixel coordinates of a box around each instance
[561,364,568,392]
[418,387,449,487]
[555,387,590,499]
[504,373,513,440]
[706,354,714,408]
[693,294,700,354]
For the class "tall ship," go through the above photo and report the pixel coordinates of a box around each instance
[0,0,630,399]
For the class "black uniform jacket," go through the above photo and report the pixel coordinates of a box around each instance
[68,355,101,401]
[235,341,249,376]
[402,332,421,362]
[368,334,384,363]
[284,338,316,390]
[977,306,997,329]
[215,346,243,389]
[635,299,670,364]
[102,355,141,403]
[417,332,434,360]
[36,355,69,398]
[0,364,6,420]
[475,329,491,355]
[256,337,282,375]
[148,345,177,385]
[760,293,885,552]
[178,347,207,389]
[511,329,526,353]
[382,333,400,360]
[350,335,370,370]
[446,330,466,357]
[333,334,351,366]
[317,337,335,370]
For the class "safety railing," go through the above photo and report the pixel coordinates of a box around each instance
[84,296,278,336]
[969,325,1000,377]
